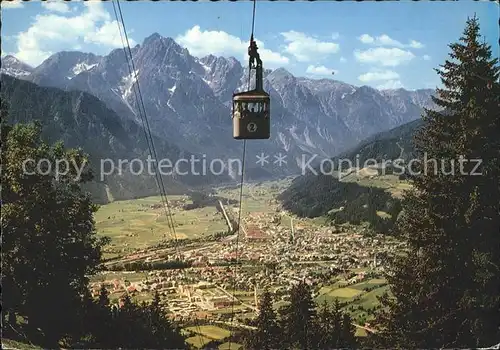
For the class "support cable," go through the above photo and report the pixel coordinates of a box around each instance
[227,2,257,348]
[111,1,205,346]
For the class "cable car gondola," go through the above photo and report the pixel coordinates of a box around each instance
[232,36,270,140]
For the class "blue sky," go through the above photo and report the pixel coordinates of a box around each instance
[1,0,498,90]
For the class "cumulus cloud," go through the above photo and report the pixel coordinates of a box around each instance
[358,34,424,49]
[409,40,424,49]
[12,1,135,66]
[377,80,404,90]
[358,70,400,82]
[281,31,339,62]
[41,0,70,13]
[354,47,415,67]
[176,25,289,67]
[1,0,24,9]
[423,54,431,61]
[306,65,338,76]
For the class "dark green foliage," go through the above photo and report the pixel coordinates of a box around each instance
[315,300,357,349]
[1,105,186,348]
[278,282,317,349]
[1,106,107,347]
[279,177,402,233]
[83,289,186,349]
[243,285,357,349]
[373,17,500,348]
[244,290,280,350]
[329,186,402,232]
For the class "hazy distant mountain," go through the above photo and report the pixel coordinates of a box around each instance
[1,33,437,181]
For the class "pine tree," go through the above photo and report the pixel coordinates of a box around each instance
[330,299,343,347]
[245,290,280,350]
[339,312,357,348]
[315,301,335,348]
[98,285,110,309]
[147,290,187,349]
[374,16,500,348]
[279,281,316,349]
[93,285,112,347]
[315,300,357,348]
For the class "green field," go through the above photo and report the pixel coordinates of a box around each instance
[95,195,227,253]
[219,342,243,350]
[186,335,213,348]
[354,327,368,337]
[351,285,390,310]
[185,325,231,341]
[350,279,387,291]
[317,286,364,303]
[316,277,390,327]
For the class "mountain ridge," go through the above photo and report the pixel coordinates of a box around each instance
[1,32,437,179]
[0,73,232,203]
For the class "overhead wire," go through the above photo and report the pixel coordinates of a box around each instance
[111,1,174,242]
[111,0,205,346]
[227,1,257,348]
[115,0,179,247]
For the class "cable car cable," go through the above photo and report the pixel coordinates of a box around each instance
[112,1,206,345]
[227,2,259,347]
[114,1,179,247]
[111,2,176,242]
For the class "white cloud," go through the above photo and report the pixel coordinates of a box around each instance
[340,57,347,63]
[377,34,403,47]
[409,40,424,49]
[281,30,339,62]
[358,70,400,82]
[1,1,24,9]
[377,80,404,90]
[354,47,415,67]
[358,34,424,49]
[41,0,70,13]
[306,65,338,76]
[331,32,340,40]
[358,34,374,44]
[423,54,431,61]
[12,1,135,66]
[176,25,289,67]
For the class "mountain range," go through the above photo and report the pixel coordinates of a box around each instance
[1,32,437,199]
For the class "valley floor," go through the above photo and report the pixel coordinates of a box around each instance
[91,178,406,348]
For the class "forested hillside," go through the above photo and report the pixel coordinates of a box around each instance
[0,74,230,203]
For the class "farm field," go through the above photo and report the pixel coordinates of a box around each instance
[185,335,212,348]
[95,195,227,255]
[185,325,231,340]
[184,325,233,348]
[315,277,390,328]
[219,342,243,350]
